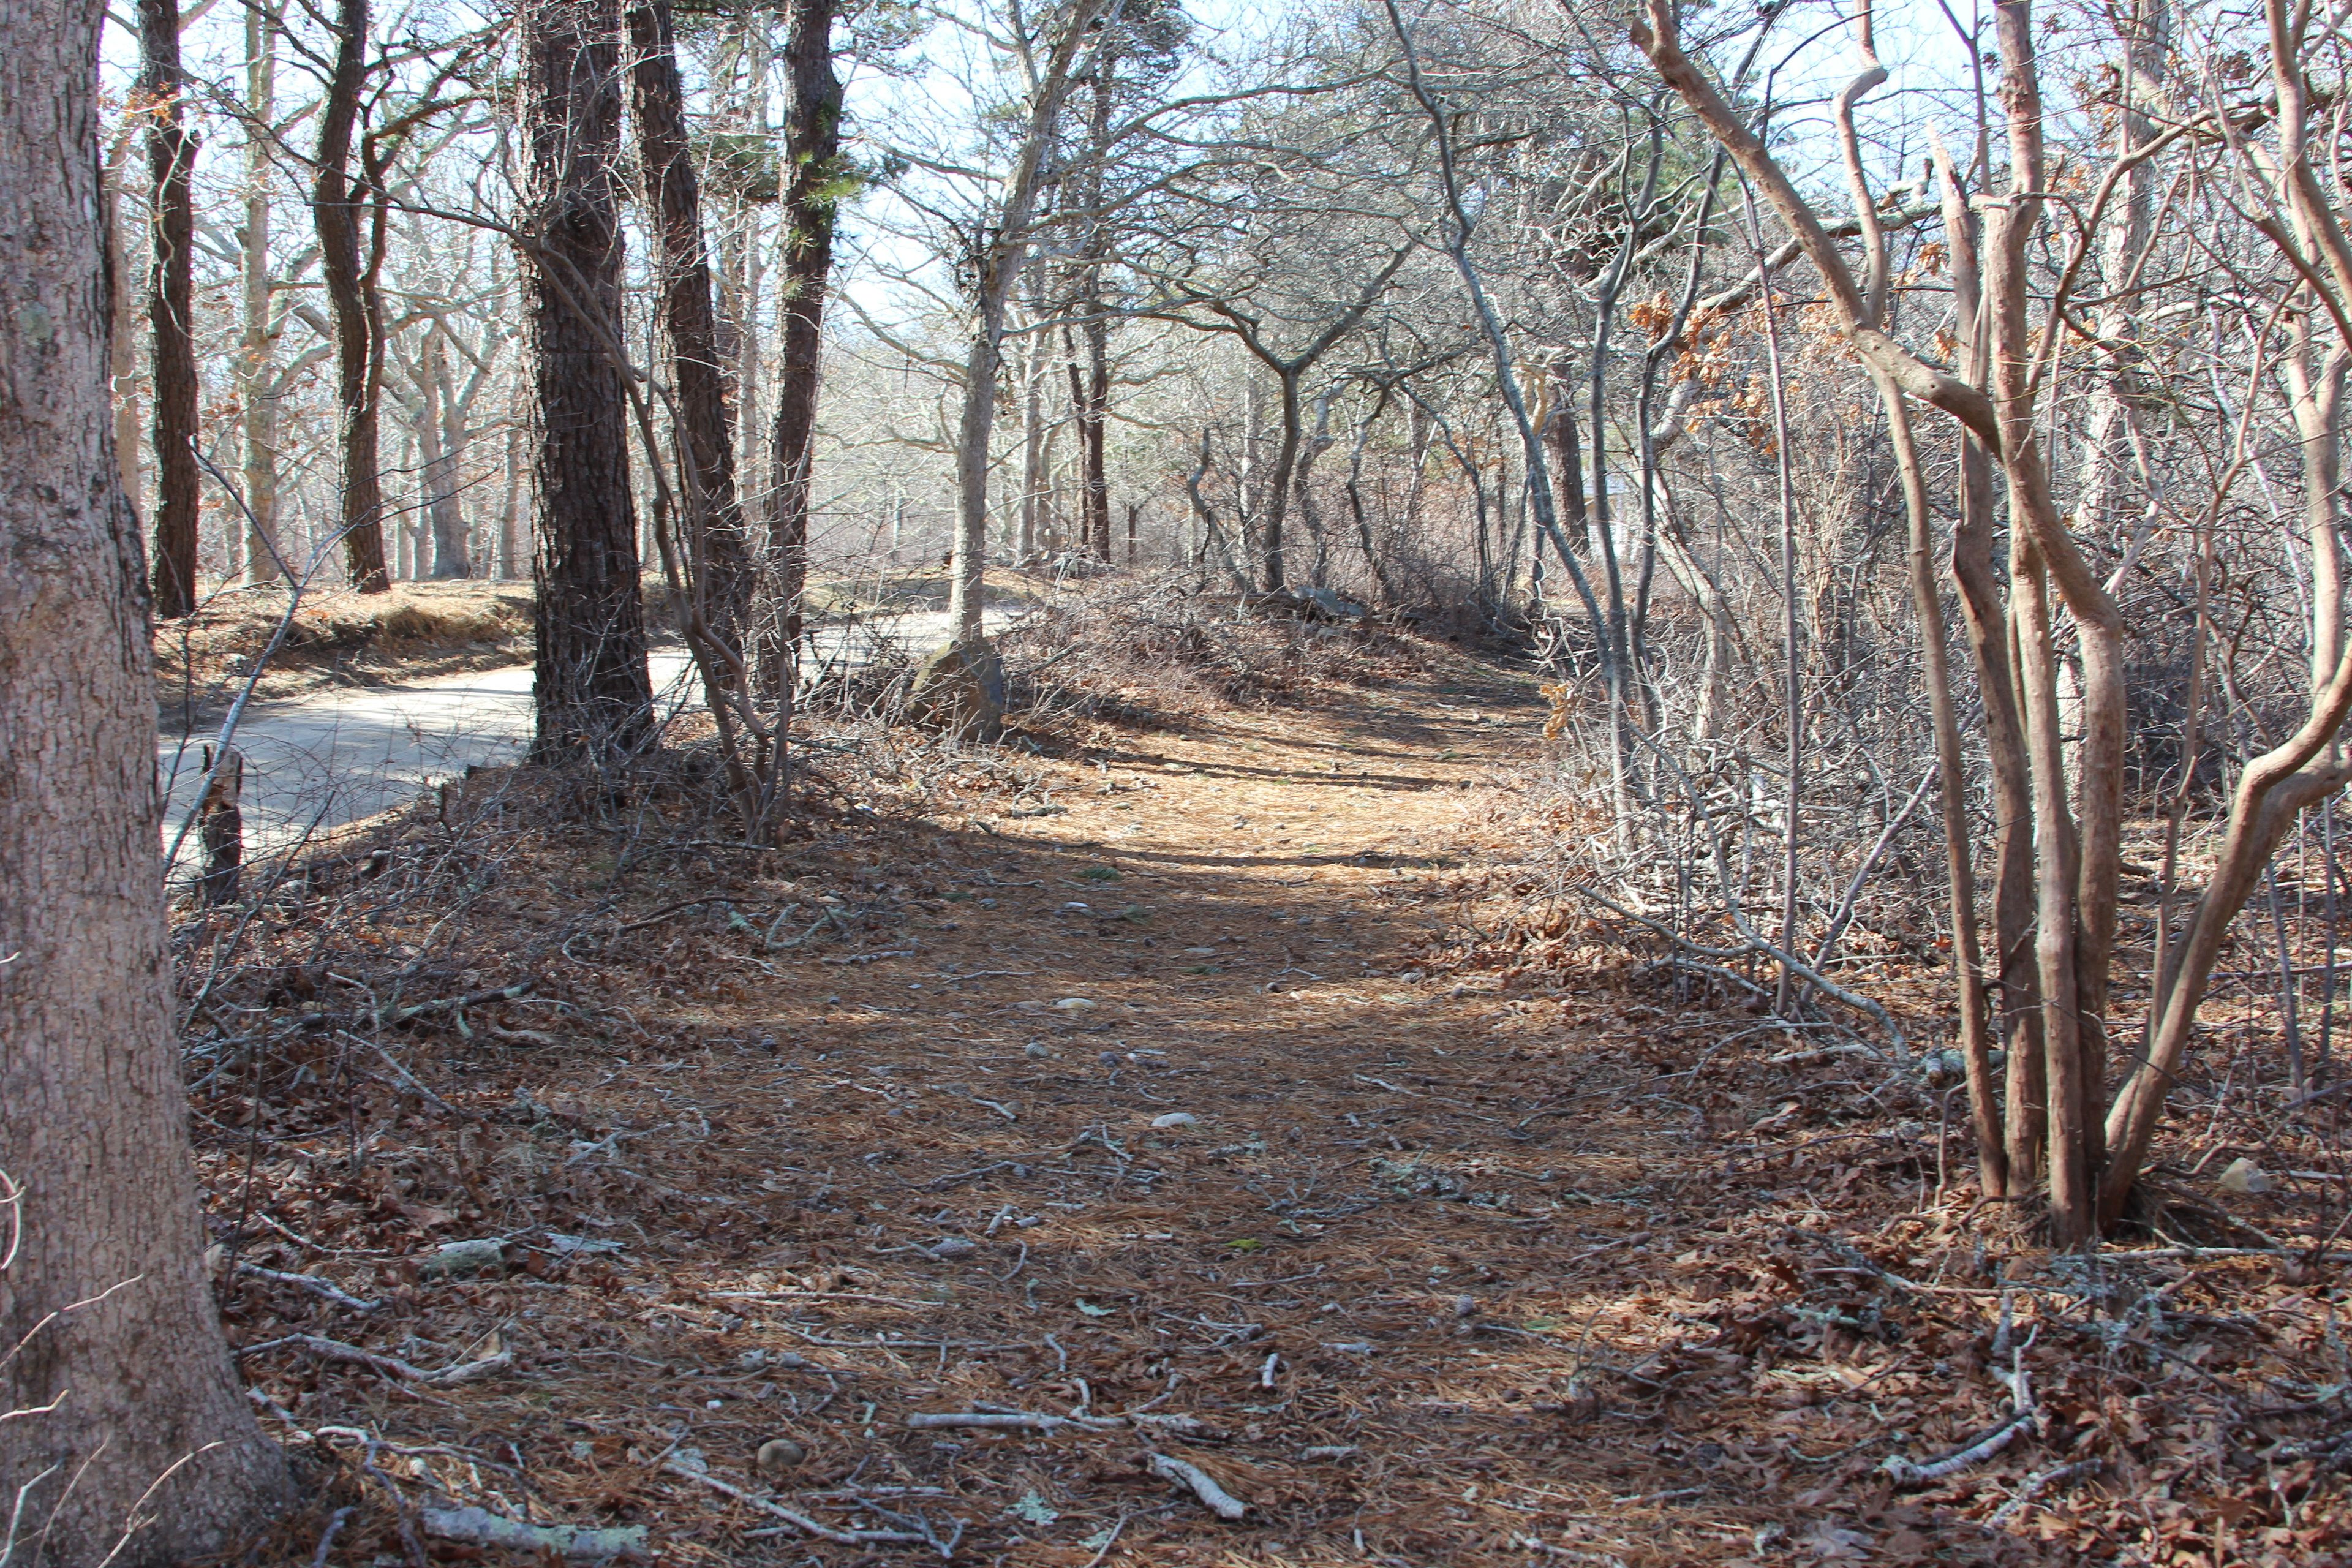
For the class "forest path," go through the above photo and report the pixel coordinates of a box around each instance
[227,654,2003,1566]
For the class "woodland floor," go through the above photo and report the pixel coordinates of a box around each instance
[187,631,2352,1567]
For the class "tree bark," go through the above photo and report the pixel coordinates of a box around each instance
[522,0,652,763]
[141,0,200,618]
[630,0,749,628]
[105,130,143,518]
[948,0,1110,642]
[314,0,390,591]
[420,330,469,578]
[1,2,295,1554]
[766,0,843,688]
[238,0,284,582]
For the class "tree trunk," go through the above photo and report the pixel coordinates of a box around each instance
[1019,315,1045,561]
[239,0,284,582]
[105,130,143,518]
[420,331,469,578]
[948,0,1110,642]
[522,0,652,763]
[630,0,749,628]
[767,0,842,688]
[1928,138,2046,1192]
[500,402,525,581]
[141,0,200,619]
[315,0,390,592]
[1,3,295,1553]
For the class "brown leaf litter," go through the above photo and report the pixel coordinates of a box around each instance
[179,636,2352,1566]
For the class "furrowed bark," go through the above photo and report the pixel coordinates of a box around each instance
[521,0,653,763]
[1,1,296,1552]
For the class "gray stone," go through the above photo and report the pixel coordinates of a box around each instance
[420,1237,509,1279]
[908,639,1006,741]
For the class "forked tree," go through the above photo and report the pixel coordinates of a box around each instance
[0,1,293,1557]
[1639,0,2352,1240]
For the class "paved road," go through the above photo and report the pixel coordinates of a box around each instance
[158,609,1014,870]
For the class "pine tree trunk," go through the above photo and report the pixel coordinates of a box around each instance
[1,4,294,1555]
[767,0,842,690]
[522,0,651,763]
[141,0,200,618]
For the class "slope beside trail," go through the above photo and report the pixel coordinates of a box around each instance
[214,653,2059,1567]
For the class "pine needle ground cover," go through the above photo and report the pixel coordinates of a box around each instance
[182,637,2352,1566]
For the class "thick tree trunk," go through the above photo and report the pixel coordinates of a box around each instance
[315,0,389,591]
[522,0,652,763]
[141,0,200,618]
[0,4,294,1555]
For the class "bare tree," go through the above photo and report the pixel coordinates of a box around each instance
[314,0,391,590]
[946,0,1110,643]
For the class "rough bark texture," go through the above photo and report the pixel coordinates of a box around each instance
[522,0,651,763]
[141,0,200,618]
[767,0,843,684]
[0,3,294,1556]
[314,0,390,592]
[630,0,749,628]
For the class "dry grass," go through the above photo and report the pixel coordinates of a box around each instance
[154,581,535,722]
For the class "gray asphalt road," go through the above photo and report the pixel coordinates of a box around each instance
[157,608,1014,870]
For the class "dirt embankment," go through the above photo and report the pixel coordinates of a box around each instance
[154,581,535,725]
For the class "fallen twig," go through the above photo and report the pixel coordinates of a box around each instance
[240,1333,511,1386]
[421,1506,646,1561]
[1988,1458,2103,1525]
[1145,1450,1248,1520]
[660,1457,922,1547]
[236,1262,382,1313]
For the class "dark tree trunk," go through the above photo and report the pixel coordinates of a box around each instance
[1068,48,1115,563]
[522,0,652,763]
[628,0,750,630]
[1,2,295,1556]
[767,0,843,690]
[141,0,200,617]
[314,0,389,591]
[1064,314,1110,562]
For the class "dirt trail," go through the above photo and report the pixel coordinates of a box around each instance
[221,658,2026,1566]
